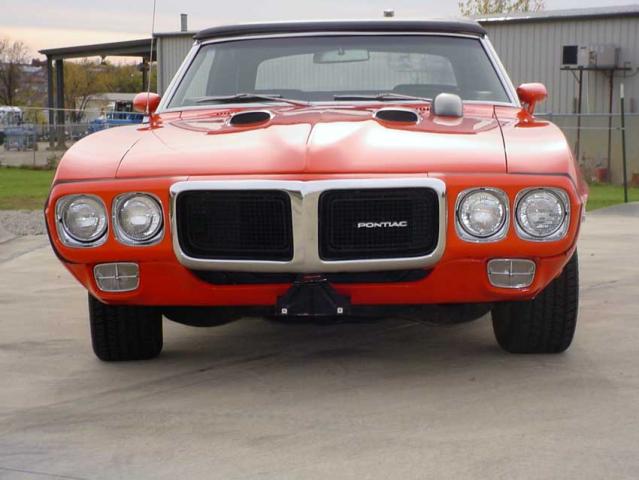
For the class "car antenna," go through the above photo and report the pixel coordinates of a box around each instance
[146,0,158,116]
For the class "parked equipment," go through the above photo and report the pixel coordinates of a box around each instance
[87,100,144,134]
[0,106,24,146]
[3,125,38,151]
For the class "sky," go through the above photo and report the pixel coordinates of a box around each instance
[2,0,638,58]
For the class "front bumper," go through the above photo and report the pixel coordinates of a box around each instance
[61,251,574,307]
[46,173,583,307]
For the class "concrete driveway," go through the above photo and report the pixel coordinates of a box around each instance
[0,207,638,480]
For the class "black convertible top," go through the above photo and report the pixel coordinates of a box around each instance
[194,20,486,41]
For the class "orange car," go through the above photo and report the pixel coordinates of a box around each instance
[45,20,588,361]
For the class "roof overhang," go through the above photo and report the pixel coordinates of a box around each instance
[476,5,639,25]
[39,38,156,61]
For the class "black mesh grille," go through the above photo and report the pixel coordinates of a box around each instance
[319,188,439,260]
[176,190,293,261]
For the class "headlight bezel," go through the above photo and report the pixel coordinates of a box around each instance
[55,194,108,248]
[112,192,164,246]
[455,187,510,242]
[515,187,570,241]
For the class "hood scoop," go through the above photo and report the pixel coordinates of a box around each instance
[229,110,273,126]
[374,108,420,124]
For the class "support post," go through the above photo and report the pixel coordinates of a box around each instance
[607,70,614,180]
[54,58,65,149]
[620,83,628,203]
[46,57,55,149]
[575,68,583,163]
[141,58,149,92]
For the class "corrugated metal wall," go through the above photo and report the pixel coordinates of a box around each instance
[482,17,639,114]
[156,34,195,95]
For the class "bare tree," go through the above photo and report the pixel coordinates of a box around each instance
[459,0,544,16]
[63,60,110,122]
[0,38,30,106]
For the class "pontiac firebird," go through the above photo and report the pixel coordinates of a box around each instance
[45,20,588,361]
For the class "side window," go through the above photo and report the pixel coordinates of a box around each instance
[255,52,457,92]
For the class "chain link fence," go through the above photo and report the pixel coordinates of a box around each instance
[540,113,639,186]
[0,106,144,169]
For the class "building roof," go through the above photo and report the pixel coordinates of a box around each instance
[194,20,486,41]
[40,38,155,61]
[476,4,639,24]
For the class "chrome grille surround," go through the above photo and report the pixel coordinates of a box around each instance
[170,178,447,273]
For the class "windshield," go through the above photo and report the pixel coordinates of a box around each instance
[167,35,511,108]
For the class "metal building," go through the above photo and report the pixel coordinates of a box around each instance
[155,32,195,95]
[478,6,639,114]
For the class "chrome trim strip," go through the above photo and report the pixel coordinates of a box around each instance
[455,187,510,243]
[514,187,571,242]
[197,31,482,46]
[481,35,520,106]
[170,178,447,273]
[157,41,199,112]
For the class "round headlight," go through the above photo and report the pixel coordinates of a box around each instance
[516,189,567,238]
[59,195,107,243]
[457,189,507,239]
[114,194,163,244]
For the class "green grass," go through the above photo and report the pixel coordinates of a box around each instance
[0,166,636,212]
[586,183,639,211]
[0,167,55,210]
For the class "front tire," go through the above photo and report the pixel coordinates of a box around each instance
[89,295,163,361]
[492,252,579,354]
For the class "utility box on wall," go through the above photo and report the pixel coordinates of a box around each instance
[563,44,619,68]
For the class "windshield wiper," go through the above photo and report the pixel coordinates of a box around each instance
[196,93,309,107]
[333,93,430,102]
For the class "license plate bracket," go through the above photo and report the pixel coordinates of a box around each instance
[275,277,351,317]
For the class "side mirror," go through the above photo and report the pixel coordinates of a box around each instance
[133,92,161,114]
[516,83,547,115]
[432,93,463,118]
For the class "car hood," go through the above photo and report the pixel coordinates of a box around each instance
[114,105,507,178]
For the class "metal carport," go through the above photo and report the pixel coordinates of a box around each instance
[39,39,156,147]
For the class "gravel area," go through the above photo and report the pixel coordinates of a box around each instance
[0,210,46,236]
